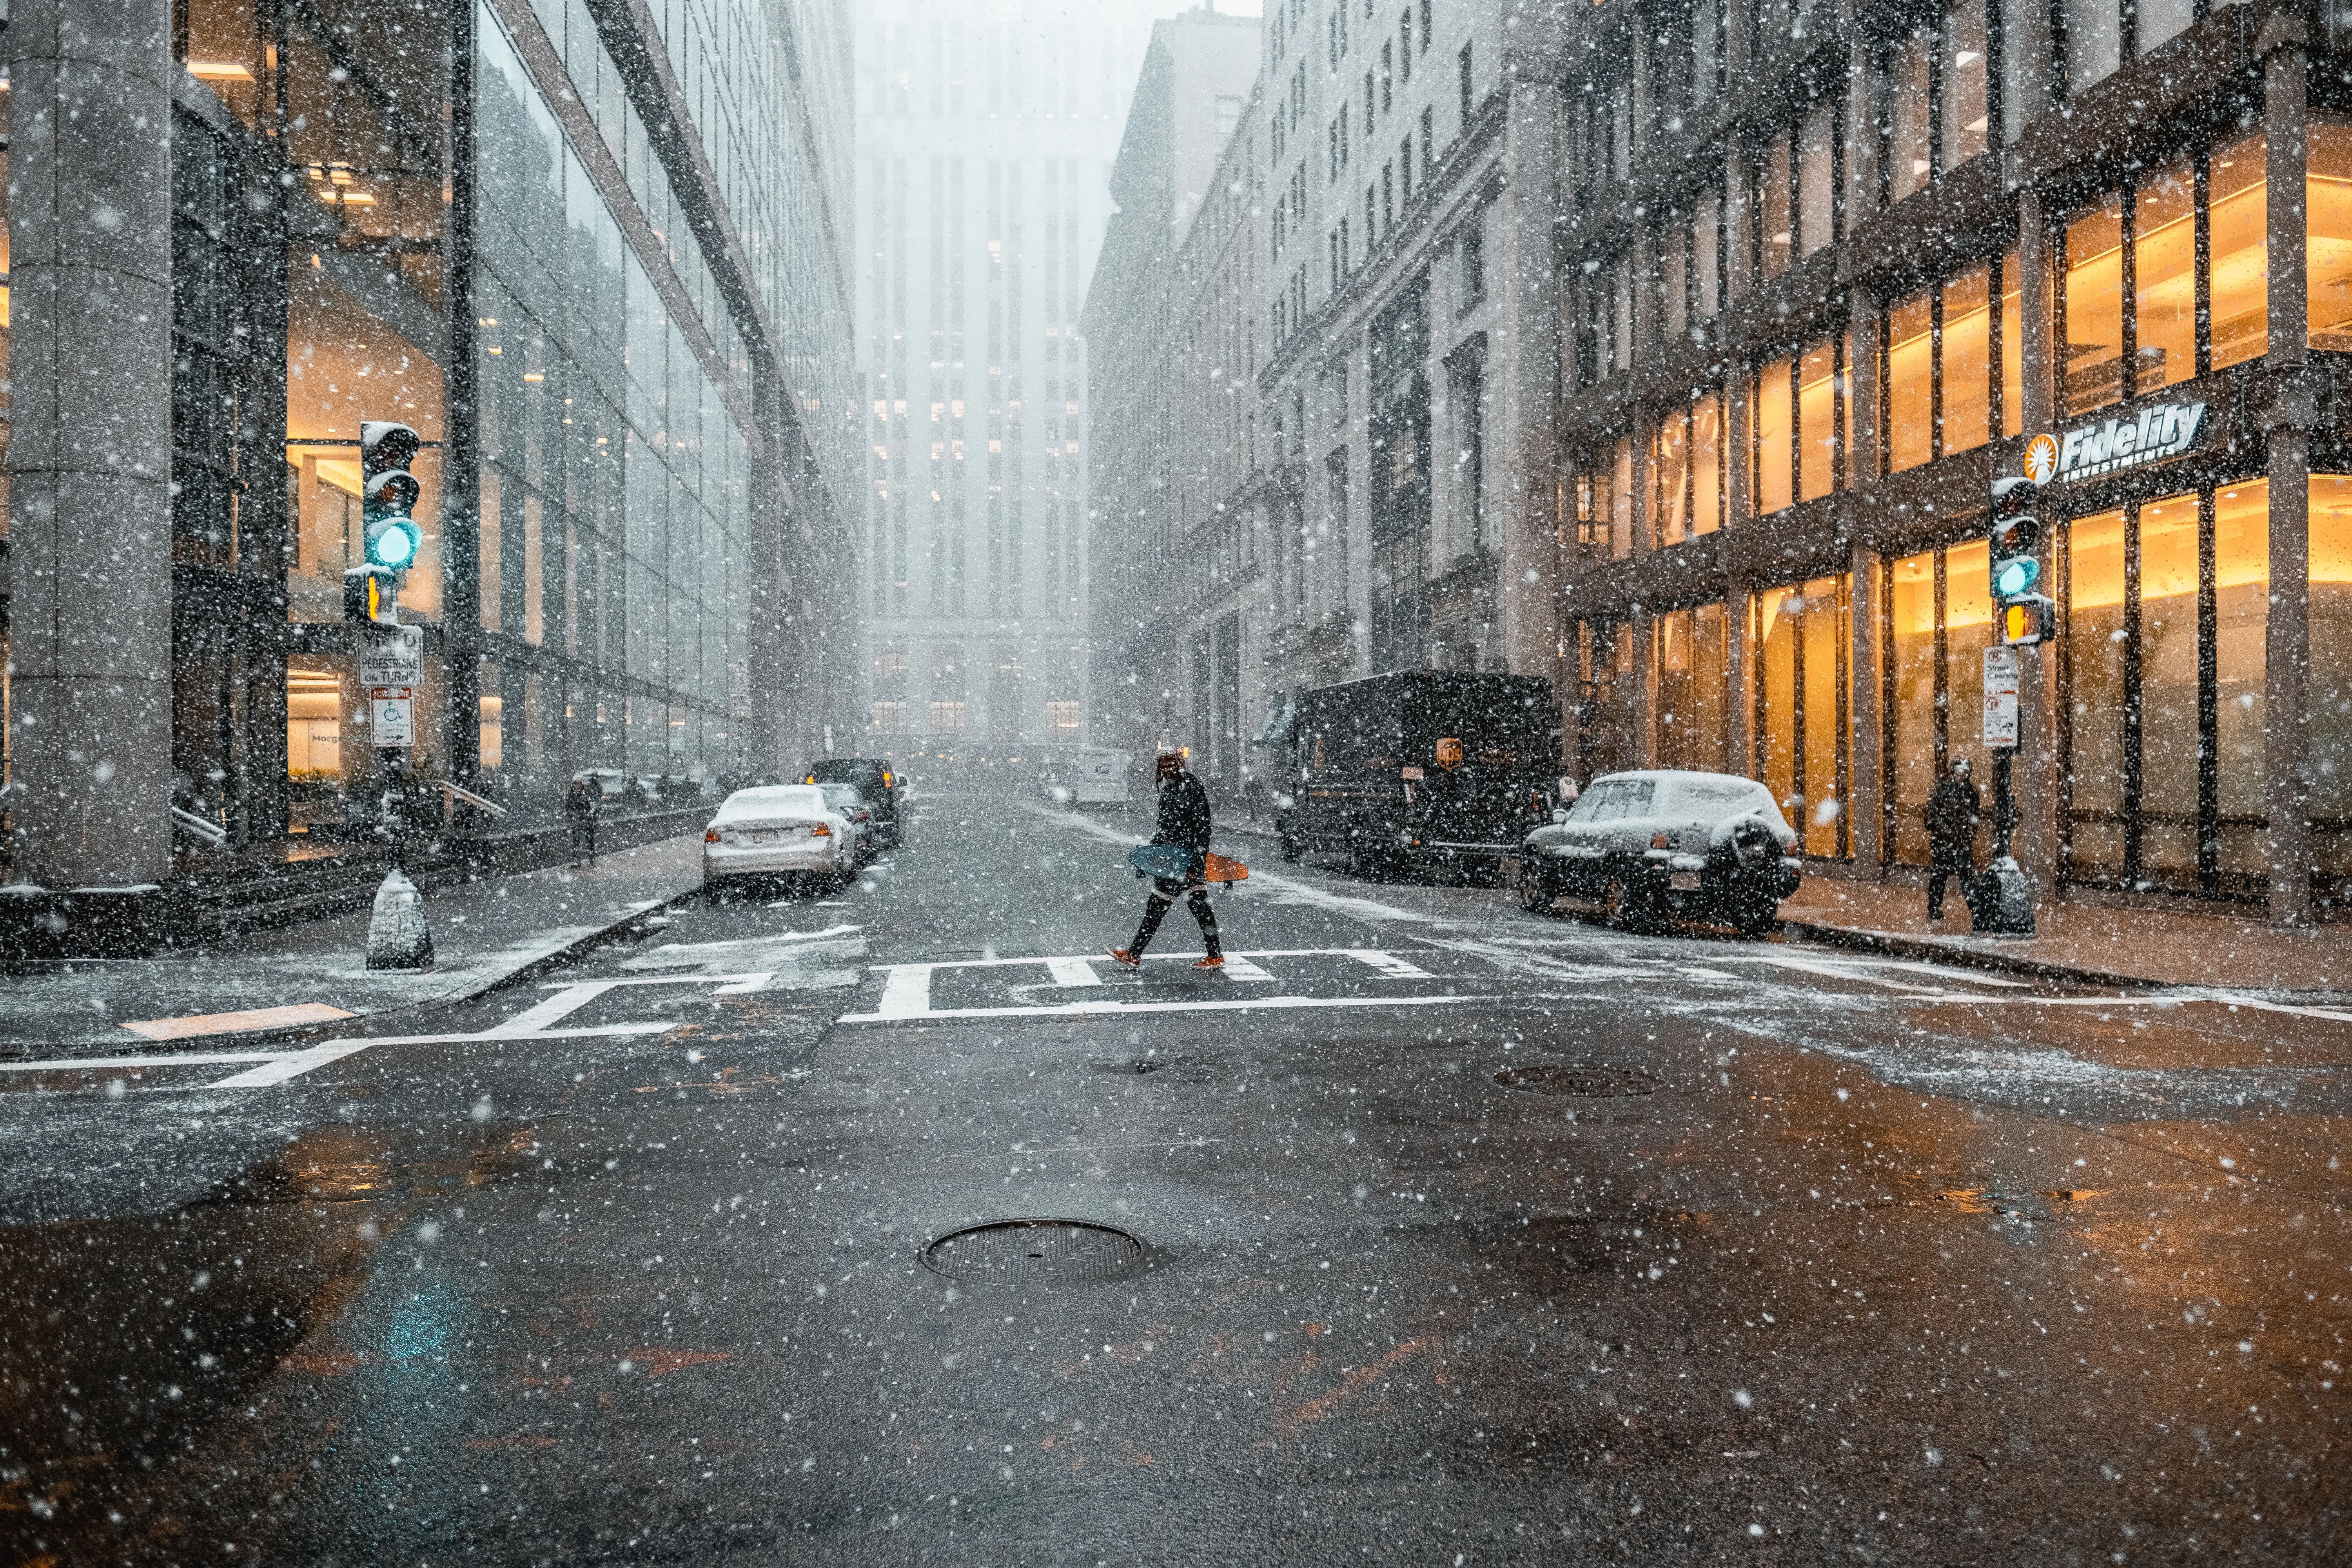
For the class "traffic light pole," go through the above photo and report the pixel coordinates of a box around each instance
[1978,475,2040,936]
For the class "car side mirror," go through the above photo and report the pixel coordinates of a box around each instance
[1551,808,1570,824]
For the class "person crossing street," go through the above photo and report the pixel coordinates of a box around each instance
[1110,752,1224,970]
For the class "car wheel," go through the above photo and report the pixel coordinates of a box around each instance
[1517,857,1555,913]
[1732,898,1779,938]
[1601,872,1657,931]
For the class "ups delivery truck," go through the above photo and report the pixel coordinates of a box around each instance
[1272,671,1561,878]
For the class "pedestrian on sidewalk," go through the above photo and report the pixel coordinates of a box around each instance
[1111,752,1224,971]
[1924,757,1982,923]
[565,776,600,866]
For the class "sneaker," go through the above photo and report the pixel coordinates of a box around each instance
[1108,948,1141,969]
[1193,955,1225,970]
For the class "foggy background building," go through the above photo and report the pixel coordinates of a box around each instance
[851,0,1177,779]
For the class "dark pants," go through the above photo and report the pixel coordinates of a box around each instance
[1129,876,1220,959]
[1926,852,1973,920]
[569,819,597,862]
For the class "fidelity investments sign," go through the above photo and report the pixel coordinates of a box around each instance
[2024,399,2207,485]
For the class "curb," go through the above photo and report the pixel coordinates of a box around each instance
[1774,918,2159,991]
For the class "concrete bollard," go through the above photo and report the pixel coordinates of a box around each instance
[365,868,435,970]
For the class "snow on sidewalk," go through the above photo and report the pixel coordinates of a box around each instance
[0,833,707,1056]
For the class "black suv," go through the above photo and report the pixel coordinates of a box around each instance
[802,759,904,848]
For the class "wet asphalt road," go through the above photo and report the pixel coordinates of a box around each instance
[2,793,2348,1564]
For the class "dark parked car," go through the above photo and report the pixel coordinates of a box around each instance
[802,758,904,848]
[815,782,878,867]
[1515,769,1800,935]
[1272,671,1560,879]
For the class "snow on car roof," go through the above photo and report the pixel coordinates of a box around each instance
[713,785,828,820]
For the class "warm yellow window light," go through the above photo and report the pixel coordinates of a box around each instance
[186,60,253,81]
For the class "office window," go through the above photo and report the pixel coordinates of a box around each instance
[1884,254,2016,474]
[2061,134,2266,417]
[1693,188,1722,319]
[1651,392,1726,546]
[2312,122,2352,349]
[1888,24,1933,205]
[1754,354,1794,515]
[1797,99,1837,256]
[1945,0,1989,171]
[1758,131,1793,279]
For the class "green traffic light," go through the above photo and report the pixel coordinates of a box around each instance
[1995,557,2038,598]
[366,517,420,570]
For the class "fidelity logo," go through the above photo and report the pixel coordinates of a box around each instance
[2029,400,2208,484]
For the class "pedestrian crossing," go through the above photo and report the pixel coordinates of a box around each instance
[839,947,1455,1024]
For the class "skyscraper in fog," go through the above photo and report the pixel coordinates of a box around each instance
[851,2,1166,770]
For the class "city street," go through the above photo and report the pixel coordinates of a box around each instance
[2,793,2347,1563]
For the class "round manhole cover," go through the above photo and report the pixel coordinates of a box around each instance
[922,1220,1144,1285]
[1495,1065,1661,1098]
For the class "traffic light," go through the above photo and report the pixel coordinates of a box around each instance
[343,563,399,622]
[360,420,425,575]
[1989,474,2054,646]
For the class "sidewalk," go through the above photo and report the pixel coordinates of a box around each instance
[0,832,707,1058]
[1214,803,2350,996]
[1778,876,2352,997]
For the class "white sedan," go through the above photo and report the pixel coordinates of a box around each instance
[702,785,857,888]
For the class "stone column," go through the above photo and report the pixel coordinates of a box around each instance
[1494,73,1564,689]
[1847,285,1884,871]
[2263,23,2315,926]
[6,0,176,889]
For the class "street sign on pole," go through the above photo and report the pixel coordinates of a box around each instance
[369,686,416,748]
[1982,646,2021,748]
[359,624,424,688]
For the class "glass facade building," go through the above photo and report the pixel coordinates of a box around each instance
[1557,0,2352,922]
[0,0,856,912]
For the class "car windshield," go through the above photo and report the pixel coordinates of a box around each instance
[715,786,828,822]
[819,785,865,811]
[1569,779,1656,822]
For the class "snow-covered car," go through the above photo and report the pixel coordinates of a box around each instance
[1514,769,1800,935]
[702,785,856,888]
[816,782,878,867]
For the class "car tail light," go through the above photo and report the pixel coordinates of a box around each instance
[810,823,832,837]
[1651,832,1671,849]
[705,829,721,843]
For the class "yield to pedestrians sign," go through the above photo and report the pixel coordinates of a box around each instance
[369,686,415,747]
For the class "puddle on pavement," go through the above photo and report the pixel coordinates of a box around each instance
[0,1118,541,1557]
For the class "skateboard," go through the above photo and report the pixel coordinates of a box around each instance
[1129,846,1249,883]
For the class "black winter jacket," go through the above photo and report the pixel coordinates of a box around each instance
[1924,775,1982,858]
[1152,773,1213,854]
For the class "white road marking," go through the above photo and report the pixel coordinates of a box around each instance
[1347,949,1434,979]
[1004,1137,1226,1155]
[863,947,1443,1020]
[13,975,768,1093]
[875,965,938,1019]
[0,1051,282,1074]
[1045,956,1102,987]
[839,993,1475,1024]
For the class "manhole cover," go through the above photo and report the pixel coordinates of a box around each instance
[1494,1065,1661,1098]
[922,1220,1144,1285]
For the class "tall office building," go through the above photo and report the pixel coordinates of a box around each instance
[850,0,1167,774]
[0,0,859,942]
